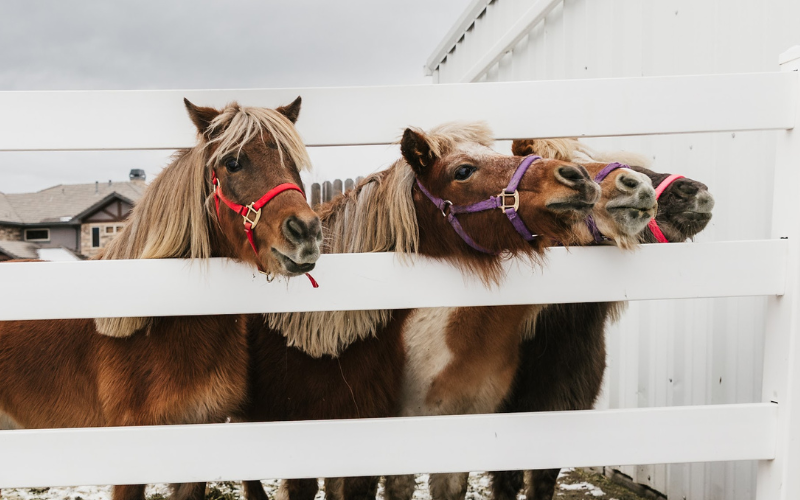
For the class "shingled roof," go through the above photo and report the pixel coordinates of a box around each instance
[0,181,145,225]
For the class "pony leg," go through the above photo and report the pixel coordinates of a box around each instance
[341,476,378,500]
[525,469,559,500]
[324,478,343,500]
[278,478,319,500]
[383,475,416,500]
[243,480,271,500]
[489,470,523,500]
[428,473,468,500]
[113,484,147,500]
[170,482,206,500]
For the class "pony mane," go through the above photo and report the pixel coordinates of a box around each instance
[424,121,494,157]
[266,159,418,358]
[517,138,652,169]
[268,121,498,358]
[96,102,310,338]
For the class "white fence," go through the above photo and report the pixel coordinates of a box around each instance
[1,48,800,499]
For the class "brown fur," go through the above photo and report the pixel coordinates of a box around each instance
[0,99,320,500]
[242,123,602,500]
[491,139,714,500]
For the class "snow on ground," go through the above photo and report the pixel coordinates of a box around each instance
[1,470,628,500]
[558,481,605,497]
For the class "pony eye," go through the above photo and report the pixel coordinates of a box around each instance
[454,165,476,181]
[224,157,242,172]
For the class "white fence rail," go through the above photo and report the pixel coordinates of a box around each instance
[0,240,786,320]
[2,49,800,499]
[0,404,776,489]
[0,72,794,150]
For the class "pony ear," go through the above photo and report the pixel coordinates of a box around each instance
[511,139,535,157]
[277,96,302,124]
[401,128,437,174]
[184,98,221,137]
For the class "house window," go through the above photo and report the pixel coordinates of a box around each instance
[24,229,50,242]
[92,227,100,247]
[116,225,124,233]
[105,226,115,234]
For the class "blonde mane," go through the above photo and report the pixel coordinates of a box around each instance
[267,121,495,358]
[520,138,652,169]
[95,102,310,338]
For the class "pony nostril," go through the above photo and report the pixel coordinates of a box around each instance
[283,216,307,243]
[557,166,587,183]
[677,181,699,196]
[618,174,640,190]
[697,191,715,211]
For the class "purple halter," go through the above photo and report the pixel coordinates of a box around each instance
[415,155,541,255]
[585,162,630,243]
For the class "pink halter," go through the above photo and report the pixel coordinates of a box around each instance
[647,174,685,243]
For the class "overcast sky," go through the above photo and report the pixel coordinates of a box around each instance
[0,0,472,193]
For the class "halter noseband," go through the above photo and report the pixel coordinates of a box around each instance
[211,171,318,287]
[585,162,631,243]
[415,155,541,255]
[647,174,685,243]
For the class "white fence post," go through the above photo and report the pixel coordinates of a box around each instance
[757,45,800,500]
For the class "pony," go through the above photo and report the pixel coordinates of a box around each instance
[383,144,659,500]
[0,98,321,500]
[488,138,715,500]
[234,121,604,500]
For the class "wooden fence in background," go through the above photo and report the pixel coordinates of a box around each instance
[309,177,363,207]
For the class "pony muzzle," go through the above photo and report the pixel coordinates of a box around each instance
[272,214,322,275]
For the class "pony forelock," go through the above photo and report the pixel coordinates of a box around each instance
[206,103,312,172]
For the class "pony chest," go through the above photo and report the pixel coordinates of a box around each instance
[400,306,525,416]
[399,308,456,416]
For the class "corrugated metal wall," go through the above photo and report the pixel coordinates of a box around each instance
[429,1,800,499]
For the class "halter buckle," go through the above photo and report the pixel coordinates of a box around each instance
[243,203,262,228]
[498,190,520,212]
[440,200,453,217]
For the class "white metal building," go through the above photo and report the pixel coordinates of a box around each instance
[426,1,800,499]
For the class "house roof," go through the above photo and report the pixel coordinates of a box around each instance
[0,181,145,225]
[0,240,39,259]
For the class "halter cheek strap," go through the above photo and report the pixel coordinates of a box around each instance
[647,174,685,243]
[415,155,540,255]
[211,171,318,288]
[585,162,630,243]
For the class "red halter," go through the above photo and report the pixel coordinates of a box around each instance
[647,174,685,243]
[211,171,319,287]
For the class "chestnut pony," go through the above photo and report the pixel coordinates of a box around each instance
[489,138,715,500]
[233,122,601,500]
[383,143,658,500]
[0,99,321,500]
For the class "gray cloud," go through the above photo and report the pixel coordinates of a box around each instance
[0,0,468,90]
[0,0,470,193]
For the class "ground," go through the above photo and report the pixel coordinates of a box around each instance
[1,469,650,500]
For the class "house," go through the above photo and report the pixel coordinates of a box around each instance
[0,169,146,260]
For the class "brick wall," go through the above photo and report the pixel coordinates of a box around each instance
[80,222,125,258]
[0,225,21,241]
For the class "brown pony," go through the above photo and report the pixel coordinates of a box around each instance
[488,138,715,500]
[233,122,602,500]
[384,143,658,500]
[0,99,321,500]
